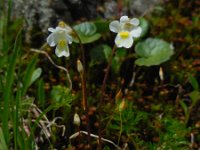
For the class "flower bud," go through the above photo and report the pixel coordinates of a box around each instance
[73,113,81,126]
[118,99,126,112]
[159,67,164,81]
[77,59,84,74]
[115,89,122,101]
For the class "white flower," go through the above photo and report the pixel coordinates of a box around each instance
[109,16,142,48]
[47,21,73,57]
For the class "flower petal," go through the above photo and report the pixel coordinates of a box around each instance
[130,27,142,38]
[130,18,140,26]
[109,20,121,33]
[66,34,73,44]
[65,25,72,33]
[55,26,66,31]
[48,27,55,32]
[47,33,57,47]
[122,36,133,48]
[55,45,70,57]
[115,34,133,48]
[120,16,129,23]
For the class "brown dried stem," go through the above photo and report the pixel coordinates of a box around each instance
[98,44,116,149]
[30,48,72,90]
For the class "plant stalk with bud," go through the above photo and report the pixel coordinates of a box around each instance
[98,16,142,149]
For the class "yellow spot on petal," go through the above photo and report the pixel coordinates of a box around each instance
[119,31,130,39]
[58,40,67,48]
[58,21,66,28]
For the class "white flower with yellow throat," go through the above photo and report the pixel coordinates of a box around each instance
[47,21,73,57]
[109,16,142,48]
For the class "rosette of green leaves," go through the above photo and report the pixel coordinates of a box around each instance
[73,22,101,44]
[135,38,174,66]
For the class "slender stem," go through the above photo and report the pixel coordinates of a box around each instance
[75,32,87,111]
[118,111,122,145]
[80,71,91,147]
[72,28,91,145]
[30,49,72,90]
[80,75,86,110]
[117,0,123,17]
[98,45,116,149]
[76,41,87,112]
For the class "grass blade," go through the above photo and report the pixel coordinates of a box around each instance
[37,79,45,107]
[2,29,21,145]
[0,128,8,150]
[21,56,37,96]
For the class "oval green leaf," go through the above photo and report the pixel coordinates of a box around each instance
[135,38,174,66]
[73,22,101,44]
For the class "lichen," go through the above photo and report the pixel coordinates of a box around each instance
[12,0,55,43]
